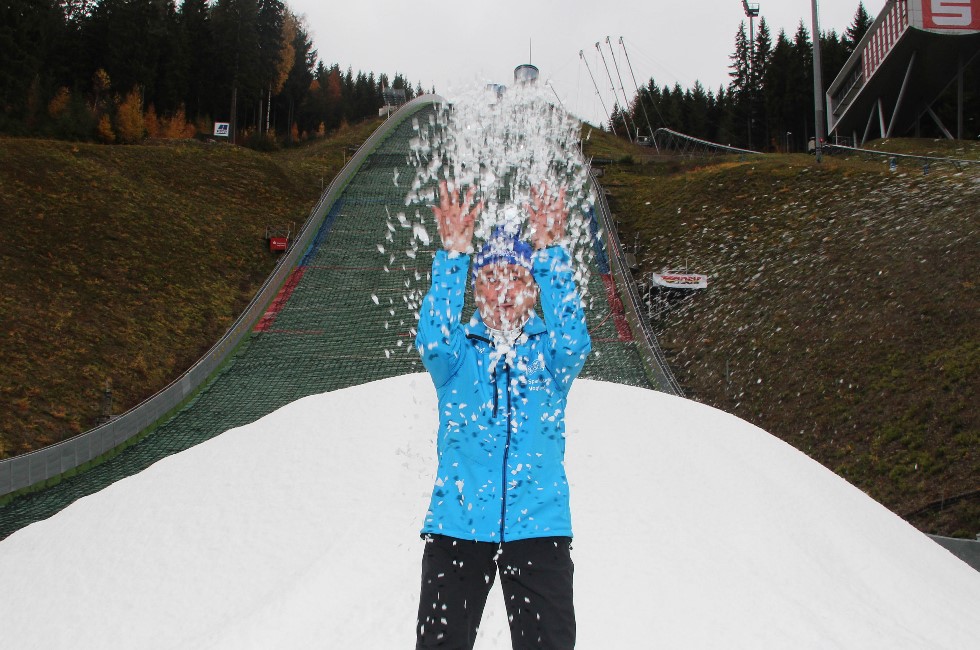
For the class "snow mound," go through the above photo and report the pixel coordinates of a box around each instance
[1,375,977,649]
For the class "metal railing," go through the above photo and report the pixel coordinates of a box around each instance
[825,144,980,171]
[0,94,444,500]
[589,172,684,396]
[927,534,980,573]
[653,128,762,157]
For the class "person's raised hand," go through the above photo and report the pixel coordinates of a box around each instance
[527,182,568,250]
[432,180,482,254]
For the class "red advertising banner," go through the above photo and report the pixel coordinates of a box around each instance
[269,237,289,252]
[922,0,980,30]
[651,272,708,290]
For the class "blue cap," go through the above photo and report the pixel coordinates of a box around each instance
[471,226,534,281]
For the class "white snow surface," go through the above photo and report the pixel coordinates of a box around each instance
[2,375,978,649]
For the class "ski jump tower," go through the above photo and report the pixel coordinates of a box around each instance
[826,0,980,144]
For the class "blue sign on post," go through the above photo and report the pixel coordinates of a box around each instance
[213,122,230,137]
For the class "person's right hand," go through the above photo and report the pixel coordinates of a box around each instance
[432,180,482,254]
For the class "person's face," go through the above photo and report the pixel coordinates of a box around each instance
[474,262,538,330]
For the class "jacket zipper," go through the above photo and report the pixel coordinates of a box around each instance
[465,330,542,543]
[492,366,499,418]
[499,365,512,542]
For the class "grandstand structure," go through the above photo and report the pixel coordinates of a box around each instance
[827,0,980,144]
[0,96,676,539]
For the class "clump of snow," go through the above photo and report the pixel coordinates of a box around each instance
[1,376,978,649]
[405,84,594,244]
[380,84,599,359]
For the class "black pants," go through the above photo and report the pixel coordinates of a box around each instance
[416,534,575,649]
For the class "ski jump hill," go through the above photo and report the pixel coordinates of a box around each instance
[0,94,658,538]
[1,96,978,648]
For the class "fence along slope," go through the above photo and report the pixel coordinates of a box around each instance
[0,96,660,540]
[0,95,444,502]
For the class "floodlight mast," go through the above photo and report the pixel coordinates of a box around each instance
[618,37,662,152]
[580,50,616,136]
[596,42,633,142]
[741,1,760,150]
[546,80,565,111]
[605,36,641,143]
[742,1,760,63]
[810,0,825,162]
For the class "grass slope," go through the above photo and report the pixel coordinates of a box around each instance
[1,126,976,537]
[595,141,978,538]
[0,121,381,458]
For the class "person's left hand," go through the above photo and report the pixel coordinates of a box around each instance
[527,182,568,250]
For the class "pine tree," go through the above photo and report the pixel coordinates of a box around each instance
[0,0,66,125]
[728,22,752,148]
[794,21,813,74]
[646,79,666,131]
[211,0,262,137]
[844,3,873,56]
[85,0,174,112]
[729,21,750,99]
[713,85,736,146]
[153,1,186,116]
[704,88,719,142]
[338,66,357,124]
[389,73,416,101]
[177,0,214,123]
[298,63,325,136]
[628,78,665,139]
[750,17,773,149]
[791,22,814,149]
[820,29,849,93]
[256,0,286,133]
[662,83,684,132]
[751,17,773,91]
[327,65,344,128]
[764,30,795,151]
[687,81,709,139]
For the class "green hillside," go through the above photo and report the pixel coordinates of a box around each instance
[598,141,979,538]
[1,127,976,537]
[0,121,381,457]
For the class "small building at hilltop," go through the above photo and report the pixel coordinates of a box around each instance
[379,88,407,117]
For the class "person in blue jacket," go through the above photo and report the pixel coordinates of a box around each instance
[415,179,592,649]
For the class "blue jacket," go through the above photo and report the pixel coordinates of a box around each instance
[416,245,592,542]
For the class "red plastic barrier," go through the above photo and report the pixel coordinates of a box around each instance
[254,267,307,332]
[601,274,633,342]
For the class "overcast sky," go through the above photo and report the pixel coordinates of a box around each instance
[285,0,878,125]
